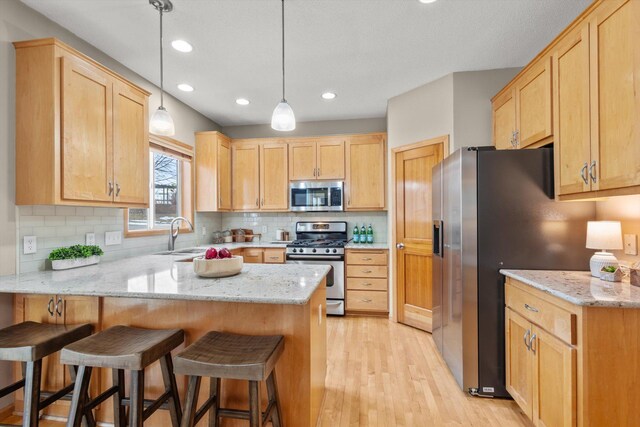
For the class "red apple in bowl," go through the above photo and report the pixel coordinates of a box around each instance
[205,247,217,260]
[218,248,231,259]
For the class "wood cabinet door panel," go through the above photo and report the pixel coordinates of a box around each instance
[316,140,345,180]
[493,89,516,150]
[260,143,289,210]
[516,57,553,148]
[553,25,592,196]
[345,136,385,210]
[532,327,576,427]
[289,142,316,180]
[232,144,260,210]
[505,308,534,419]
[218,139,232,210]
[346,290,388,312]
[61,55,113,203]
[263,248,285,264]
[590,0,640,191]
[112,83,148,205]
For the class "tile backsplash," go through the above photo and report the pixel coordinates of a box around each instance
[220,211,388,243]
[17,206,221,273]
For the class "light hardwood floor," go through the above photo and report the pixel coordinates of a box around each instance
[1,316,529,427]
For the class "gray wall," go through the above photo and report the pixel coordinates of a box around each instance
[222,117,386,139]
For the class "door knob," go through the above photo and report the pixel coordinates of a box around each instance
[396,243,405,250]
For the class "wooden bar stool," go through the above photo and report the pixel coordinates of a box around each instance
[174,332,285,427]
[60,325,184,427]
[0,321,93,427]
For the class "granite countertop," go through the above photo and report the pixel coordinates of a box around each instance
[500,269,640,308]
[0,251,330,305]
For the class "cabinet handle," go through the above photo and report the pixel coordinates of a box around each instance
[348,198,351,206]
[589,160,597,183]
[261,198,264,206]
[580,163,589,185]
[219,196,222,206]
[524,329,531,350]
[317,168,321,177]
[529,333,537,354]
[108,181,114,196]
[361,257,373,261]
[524,303,539,313]
[361,282,373,287]
[511,131,517,149]
[269,256,280,260]
[55,297,63,317]
[313,168,316,177]
[47,297,55,317]
[514,130,519,148]
[361,298,372,303]
[115,183,121,197]
[256,198,259,207]
[362,269,372,274]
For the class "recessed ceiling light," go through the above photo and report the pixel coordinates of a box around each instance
[236,98,250,106]
[419,0,437,3]
[177,83,194,92]
[321,92,337,100]
[171,40,193,53]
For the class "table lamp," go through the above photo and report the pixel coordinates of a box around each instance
[586,221,623,277]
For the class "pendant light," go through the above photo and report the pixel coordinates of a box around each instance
[149,0,175,136]
[271,0,296,131]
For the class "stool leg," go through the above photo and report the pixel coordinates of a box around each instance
[112,369,126,427]
[180,376,201,427]
[248,381,262,427]
[129,370,145,427]
[208,378,220,427]
[266,372,282,427]
[69,365,96,427]
[23,360,42,427]
[160,353,182,427]
[67,366,92,427]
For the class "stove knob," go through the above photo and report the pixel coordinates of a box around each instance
[332,249,338,253]
[312,249,317,253]
[325,248,330,253]
[299,248,304,253]
[292,248,297,253]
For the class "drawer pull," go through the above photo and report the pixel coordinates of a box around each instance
[529,333,537,354]
[524,303,539,313]
[362,270,372,274]
[47,297,55,317]
[362,282,372,287]
[269,256,280,260]
[361,257,373,261]
[361,298,373,303]
[524,329,531,350]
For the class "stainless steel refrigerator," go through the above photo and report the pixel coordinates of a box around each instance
[431,146,594,397]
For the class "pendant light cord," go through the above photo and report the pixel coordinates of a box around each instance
[159,5,165,108]
[281,0,286,102]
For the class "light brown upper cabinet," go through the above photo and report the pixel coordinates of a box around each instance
[492,57,552,149]
[14,38,150,207]
[195,131,232,211]
[232,142,260,211]
[260,142,289,210]
[289,139,345,180]
[345,134,386,211]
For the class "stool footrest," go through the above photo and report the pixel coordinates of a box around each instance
[119,392,173,420]
[86,385,118,411]
[39,383,74,410]
[193,394,217,425]
[0,379,24,399]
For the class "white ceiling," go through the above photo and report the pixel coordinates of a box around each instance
[21,0,590,127]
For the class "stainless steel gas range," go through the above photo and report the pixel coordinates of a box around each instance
[285,221,347,316]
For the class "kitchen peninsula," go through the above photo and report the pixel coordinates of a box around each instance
[0,253,329,427]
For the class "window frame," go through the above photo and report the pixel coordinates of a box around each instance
[124,134,194,238]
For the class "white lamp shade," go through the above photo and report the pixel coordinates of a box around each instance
[150,107,175,136]
[271,101,296,131]
[586,221,623,250]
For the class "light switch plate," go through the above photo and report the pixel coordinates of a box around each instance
[105,231,122,246]
[624,234,638,256]
[85,232,96,245]
[23,236,37,254]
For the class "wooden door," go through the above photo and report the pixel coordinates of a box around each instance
[232,143,260,210]
[553,24,592,196]
[395,141,443,332]
[218,137,232,210]
[288,142,316,180]
[61,55,113,203]
[260,142,289,210]
[316,139,345,180]
[492,89,517,150]
[515,57,553,148]
[590,0,640,191]
[505,308,534,419]
[112,82,148,205]
[532,327,576,427]
[346,135,386,210]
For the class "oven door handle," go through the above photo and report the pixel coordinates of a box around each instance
[326,301,343,307]
[286,255,343,261]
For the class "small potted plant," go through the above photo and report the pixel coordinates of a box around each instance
[48,245,104,270]
[599,265,622,282]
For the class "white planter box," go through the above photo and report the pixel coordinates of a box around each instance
[51,255,100,271]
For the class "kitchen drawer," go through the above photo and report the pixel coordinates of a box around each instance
[347,265,388,279]
[243,248,263,264]
[346,277,388,291]
[263,248,285,264]
[347,290,388,312]
[506,280,576,345]
[346,251,388,266]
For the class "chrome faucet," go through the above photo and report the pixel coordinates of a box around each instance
[168,216,194,251]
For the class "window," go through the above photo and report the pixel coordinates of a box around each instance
[125,135,194,237]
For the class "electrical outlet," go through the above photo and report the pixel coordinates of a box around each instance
[624,234,638,256]
[105,231,122,246]
[23,236,37,254]
[201,226,207,237]
[262,225,268,234]
[85,232,96,245]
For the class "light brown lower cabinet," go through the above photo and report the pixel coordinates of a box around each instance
[505,277,640,427]
[345,249,389,315]
[233,247,286,264]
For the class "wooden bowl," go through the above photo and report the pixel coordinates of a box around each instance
[193,256,243,278]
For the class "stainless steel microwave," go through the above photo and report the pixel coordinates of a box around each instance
[289,181,344,212]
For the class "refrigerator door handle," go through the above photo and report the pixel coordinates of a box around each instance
[433,220,443,258]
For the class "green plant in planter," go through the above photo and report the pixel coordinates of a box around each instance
[48,245,104,261]
[601,265,617,273]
